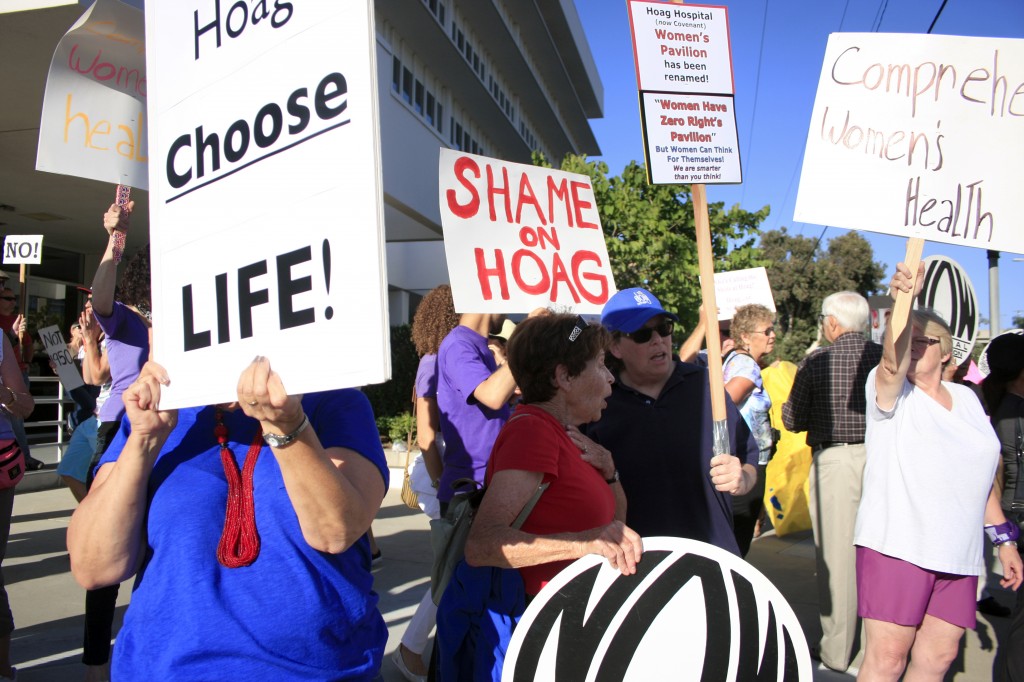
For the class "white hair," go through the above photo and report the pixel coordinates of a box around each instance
[821,291,869,333]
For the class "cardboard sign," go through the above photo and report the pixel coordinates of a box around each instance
[438,150,615,314]
[37,325,85,392]
[710,267,776,321]
[627,1,741,185]
[36,0,148,189]
[146,1,389,409]
[503,537,812,681]
[794,33,1024,254]
[917,256,978,366]
[2,235,44,265]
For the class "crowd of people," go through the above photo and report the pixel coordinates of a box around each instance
[0,201,1020,681]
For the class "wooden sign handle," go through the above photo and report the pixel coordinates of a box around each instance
[888,237,924,341]
[693,184,727,422]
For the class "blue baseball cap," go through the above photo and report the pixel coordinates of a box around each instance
[601,287,678,333]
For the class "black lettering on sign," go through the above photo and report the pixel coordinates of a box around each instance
[918,258,977,343]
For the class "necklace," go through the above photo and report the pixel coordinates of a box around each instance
[215,408,264,568]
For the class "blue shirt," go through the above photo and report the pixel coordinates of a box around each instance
[99,389,389,680]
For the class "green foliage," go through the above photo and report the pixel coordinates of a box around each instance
[759,228,886,361]
[533,152,769,335]
[386,412,416,445]
[1012,313,1024,330]
[362,324,418,433]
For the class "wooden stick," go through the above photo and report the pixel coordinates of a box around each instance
[693,184,727,423]
[889,237,924,340]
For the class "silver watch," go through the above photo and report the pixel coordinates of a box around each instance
[262,415,310,448]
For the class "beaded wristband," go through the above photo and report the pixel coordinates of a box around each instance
[985,521,1021,546]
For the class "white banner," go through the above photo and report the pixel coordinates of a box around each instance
[36,0,148,189]
[711,267,776,321]
[146,1,389,409]
[438,150,615,315]
[2,235,44,265]
[38,325,85,392]
[794,33,1024,254]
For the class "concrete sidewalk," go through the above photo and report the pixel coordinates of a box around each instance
[4,475,1017,680]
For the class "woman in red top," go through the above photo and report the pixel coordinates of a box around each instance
[465,313,642,595]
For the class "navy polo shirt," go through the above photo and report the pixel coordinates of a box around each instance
[585,361,756,555]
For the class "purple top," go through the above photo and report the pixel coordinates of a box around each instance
[415,354,439,399]
[436,326,510,502]
[95,302,150,423]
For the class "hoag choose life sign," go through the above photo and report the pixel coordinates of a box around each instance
[146,0,388,408]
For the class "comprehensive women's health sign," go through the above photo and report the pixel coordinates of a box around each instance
[146,0,388,409]
[795,33,1024,255]
[36,0,148,188]
[438,150,615,315]
[626,1,741,185]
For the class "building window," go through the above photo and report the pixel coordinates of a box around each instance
[391,53,445,137]
[401,67,412,104]
[414,80,424,115]
[392,57,400,93]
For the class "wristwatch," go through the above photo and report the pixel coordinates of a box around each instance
[262,415,310,448]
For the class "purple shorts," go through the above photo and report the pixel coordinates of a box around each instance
[856,546,977,629]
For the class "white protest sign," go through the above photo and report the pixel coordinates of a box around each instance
[794,33,1024,254]
[710,266,776,321]
[2,235,44,265]
[37,325,84,392]
[627,1,741,185]
[917,256,978,366]
[503,537,812,681]
[146,1,388,409]
[438,149,615,314]
[36,0,147,189]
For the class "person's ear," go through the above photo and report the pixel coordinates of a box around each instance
[553,364,572,391]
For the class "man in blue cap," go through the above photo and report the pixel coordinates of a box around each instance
[583,287,757,554]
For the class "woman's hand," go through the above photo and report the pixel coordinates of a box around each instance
[580,521,643,576]
[123,362,177,439]
[888,260,924,301]
[710,453,744,494]
[998,542,1023,591]
[565,425,615,480]
[237,356,304,435]
[102,201,133,237]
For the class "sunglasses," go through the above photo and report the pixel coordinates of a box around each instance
[624,320,674,344]
[0,297,15,302]
[910,336,941,350]
[752,327,775,336]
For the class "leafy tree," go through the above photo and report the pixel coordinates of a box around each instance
[536,153,769,333]
[760,228,886,361]
[1012,313,1024,330]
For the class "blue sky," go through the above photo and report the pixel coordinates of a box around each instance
[575,0,1024,331]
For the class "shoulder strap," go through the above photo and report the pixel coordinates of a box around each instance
[512,482,550,530]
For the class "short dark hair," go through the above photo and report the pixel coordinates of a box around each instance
[507,313,610,403]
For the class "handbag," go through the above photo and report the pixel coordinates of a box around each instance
[429,478,548,606]
[0,439,25,490]
[400,386,420,510]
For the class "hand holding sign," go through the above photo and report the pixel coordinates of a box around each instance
[102,201,133,237]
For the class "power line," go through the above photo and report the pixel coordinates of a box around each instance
[739,0,770,208]
[927,0,950,33]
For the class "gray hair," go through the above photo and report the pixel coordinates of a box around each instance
[821,291,869,333]
[912,308,953,367]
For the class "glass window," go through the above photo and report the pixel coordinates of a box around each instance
[436,104,444,133]
[392,56,400,93]
[426,92,435,125]
[414,80,424,115]
[402,67,412,104]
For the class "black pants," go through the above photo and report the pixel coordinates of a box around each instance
[1005,541,1024,681]
[731,463,767,558]
[82,421,122,666]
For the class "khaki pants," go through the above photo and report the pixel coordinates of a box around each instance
[808,443,866,672]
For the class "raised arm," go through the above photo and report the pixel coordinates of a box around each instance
[678,306,708,363]
[79,309,111,386]
[241,357,384,554]
[91,201,133,317]
[875,262,922,411]
[471,363,518,410]
[68,362,176,589]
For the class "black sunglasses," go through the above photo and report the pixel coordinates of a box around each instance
[0,296,15,302]
[624,320,674,344]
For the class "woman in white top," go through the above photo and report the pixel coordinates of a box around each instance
[855,262,1022,680]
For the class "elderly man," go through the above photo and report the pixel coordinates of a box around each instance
[782,291,881,673]
[585,288,758,554]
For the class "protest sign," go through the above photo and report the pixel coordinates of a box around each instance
[627,1,741,185]
[709,266,776,321]
[36,0,147,189]
[917,255,978,366]
[438,149,615,314]
[38,325,84,392]
[2,236,43,265]
[146,1,388,409]
[503,536,812,681]
[794,33,1024,254]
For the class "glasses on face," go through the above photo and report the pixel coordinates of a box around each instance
[753,327,776,336]
[0,297,15,302]
[911,336,941,351]
[624,320,674,344]
[568,315,587,342]
[817,313,829,325]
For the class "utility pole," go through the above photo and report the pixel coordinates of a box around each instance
[988,250,1000,336]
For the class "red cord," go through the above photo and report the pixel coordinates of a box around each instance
[215,409,264,568]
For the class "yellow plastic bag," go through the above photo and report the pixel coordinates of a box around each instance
[760,361,812,537]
